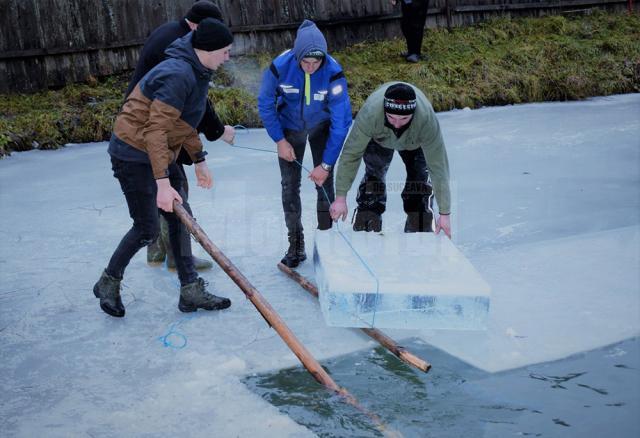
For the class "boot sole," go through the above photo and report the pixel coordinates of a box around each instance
[178,300,231,313]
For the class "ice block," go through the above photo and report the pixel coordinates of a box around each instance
[314,231,491,330]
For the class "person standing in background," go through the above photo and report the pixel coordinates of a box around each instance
[391,0,430,63]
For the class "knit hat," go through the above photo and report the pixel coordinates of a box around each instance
[383,83,417,115]
[185,1,223,24]
[192,18,233,51]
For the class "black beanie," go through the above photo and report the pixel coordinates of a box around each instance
[192,18,233,51]
[383,83,417,115]
[185,1,223,24]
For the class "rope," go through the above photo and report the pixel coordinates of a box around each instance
[158,315,195,349]
[228,132,382,328]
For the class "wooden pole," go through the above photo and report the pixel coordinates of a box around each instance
[278,263,432,373]
[172,202,395,434]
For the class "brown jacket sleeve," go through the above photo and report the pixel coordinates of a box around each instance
[181,129,204,163]
[142,99,184,179]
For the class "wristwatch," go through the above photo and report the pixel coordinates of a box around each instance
[320,162,333,172]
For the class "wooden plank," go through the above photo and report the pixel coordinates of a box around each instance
[277,263,432,373]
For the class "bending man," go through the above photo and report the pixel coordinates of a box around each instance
[330,82,451,238]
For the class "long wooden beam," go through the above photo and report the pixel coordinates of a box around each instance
[173,202,395,435]
[277,263,432,373]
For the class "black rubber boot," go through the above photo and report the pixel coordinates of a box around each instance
[352,208,382,232]
[404,212,434,233]
[178,278,231,312]
[93,270,125,317]
[280,231,306,268]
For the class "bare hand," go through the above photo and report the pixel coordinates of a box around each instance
[308,165,329,187]
[277,139,296,162]
[390,0,397,5]
[195,161,213,189]
[435,214,452,239]
[221,125,235,144]
[156,179,183,212]
[330,197,348,221]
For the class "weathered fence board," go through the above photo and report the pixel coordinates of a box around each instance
[0,0,632,93]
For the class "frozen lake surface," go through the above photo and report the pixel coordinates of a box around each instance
[1,94,638,437]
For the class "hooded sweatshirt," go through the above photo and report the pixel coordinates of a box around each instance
[109,33,211,179]
[257,20,352,166]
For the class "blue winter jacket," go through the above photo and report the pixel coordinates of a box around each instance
[257,20,352,166]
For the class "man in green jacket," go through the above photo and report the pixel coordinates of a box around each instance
[329,82,451,237]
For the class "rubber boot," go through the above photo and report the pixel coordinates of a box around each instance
[352,208,382,232]
[147,216,168,263]
[93,270,125,317]
[163,217,213,271]
[404,212,433,233]
[178,278,231,312]
[280,231,306,268]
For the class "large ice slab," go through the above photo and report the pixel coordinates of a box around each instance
[314,231,491,330]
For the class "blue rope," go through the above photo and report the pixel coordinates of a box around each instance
[158,315,195,349]
[229,136,382,328]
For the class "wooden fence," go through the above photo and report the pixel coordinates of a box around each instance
[0,0,633,93]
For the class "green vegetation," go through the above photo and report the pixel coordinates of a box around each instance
[1,10,638,157]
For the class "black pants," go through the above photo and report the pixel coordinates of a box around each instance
[356,140,433,221]
[279,121,334,234]
[107,157,197,286]
[401,0,429,56]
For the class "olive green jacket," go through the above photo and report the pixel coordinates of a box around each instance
[335,82,451,214]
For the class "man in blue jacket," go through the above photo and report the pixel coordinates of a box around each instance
[258,20,352,268]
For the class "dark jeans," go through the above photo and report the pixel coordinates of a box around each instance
[279,121,334,233]
[106,157,197,286]
[356,140,433,222]
[401,0,429,56]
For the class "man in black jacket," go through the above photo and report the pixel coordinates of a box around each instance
[126,1,235,270]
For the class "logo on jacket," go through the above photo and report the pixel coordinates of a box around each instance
[280,84,300,94]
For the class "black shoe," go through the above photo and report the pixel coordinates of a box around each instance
[404,212,433,233]
[405,53,420,63]
[178,278,231,312]
[352,208,382,232]
[93,270,125,317]
[280,231,306,268]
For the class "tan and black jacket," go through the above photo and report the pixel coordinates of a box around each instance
[109,34,211,179]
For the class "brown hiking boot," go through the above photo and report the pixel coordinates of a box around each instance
[93,270,125,317]
[178,278,231,312]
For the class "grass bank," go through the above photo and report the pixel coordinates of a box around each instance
[1,10,638,157]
